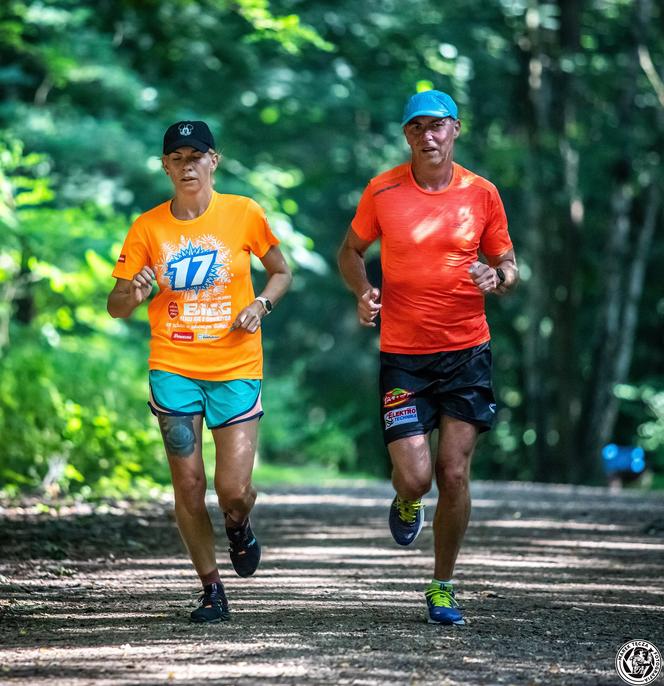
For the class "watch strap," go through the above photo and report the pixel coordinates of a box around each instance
[255,296,272,314]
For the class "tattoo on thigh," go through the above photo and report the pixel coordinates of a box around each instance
[158,415,196,458]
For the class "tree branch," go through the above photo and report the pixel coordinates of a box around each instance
[638,44,664,109]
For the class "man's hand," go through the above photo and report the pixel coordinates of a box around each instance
[230,300,265,334]
[358,287,382,327]
[131,266,156,305]
[468,261,499,294]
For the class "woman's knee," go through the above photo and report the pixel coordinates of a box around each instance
[216,481,256,513]
[173,473,207,514]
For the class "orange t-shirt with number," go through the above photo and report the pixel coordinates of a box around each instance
[112,192,279,381]
[351,162,513,354]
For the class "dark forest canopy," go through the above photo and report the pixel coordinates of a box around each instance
[0,0,662,495]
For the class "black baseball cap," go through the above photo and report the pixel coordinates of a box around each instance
[163,120,215,155]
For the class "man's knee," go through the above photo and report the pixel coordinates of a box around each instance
[392,466,431,499]
[436,463,470,493]
[404,478,432,499]
[159,415,197,458]
[388,434,432,498]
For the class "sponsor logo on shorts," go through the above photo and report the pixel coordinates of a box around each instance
[118,254,126,263]
[171,331,194,342]
[197,333,220,341]
[168,301,179,319]
[384,406,418,429]
[489,403,496,414]
[383,387,415,408]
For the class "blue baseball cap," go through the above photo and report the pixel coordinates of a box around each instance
[401,90,458,126]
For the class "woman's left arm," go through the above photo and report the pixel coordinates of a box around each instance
[256,245,292,307]
[230,246,292,333]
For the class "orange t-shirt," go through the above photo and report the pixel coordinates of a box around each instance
[112,192,279,381]
[351,162,512,354]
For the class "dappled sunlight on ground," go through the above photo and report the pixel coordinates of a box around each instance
[1,481,663,684]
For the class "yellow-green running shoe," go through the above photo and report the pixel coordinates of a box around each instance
[388,495,424,546]
[425,581,465,625]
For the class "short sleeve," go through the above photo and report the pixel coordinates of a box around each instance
[351,184,381,243]
[479,184,513,257]
[112,219,150,280]
[245,200,279,258]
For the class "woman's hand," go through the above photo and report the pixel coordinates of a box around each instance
[230,300,266,334]
[130,266,156,305]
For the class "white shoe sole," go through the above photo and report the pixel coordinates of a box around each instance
[427,615,465,626]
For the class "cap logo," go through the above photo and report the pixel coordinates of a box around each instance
[178,124,193,135]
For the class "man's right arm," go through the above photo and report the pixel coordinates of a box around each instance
[107,266,155,319]
[337,228,382,327]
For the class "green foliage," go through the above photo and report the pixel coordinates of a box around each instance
[236,0,334,54]
[260,367,366,472]
[0,0,662,494]
[0,336,167,497]
[614,383,664,478]
[0,138,164,495]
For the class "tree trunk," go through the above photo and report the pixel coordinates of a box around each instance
[580,0,663,480]
[520,1,555,480]
[582,185,660,477]
[553,0,583,481]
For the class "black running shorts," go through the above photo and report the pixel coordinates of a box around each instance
[379,342,496,445]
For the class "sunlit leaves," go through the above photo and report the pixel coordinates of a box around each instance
[236,0,334,54]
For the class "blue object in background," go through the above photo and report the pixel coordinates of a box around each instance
[602,444,646,475]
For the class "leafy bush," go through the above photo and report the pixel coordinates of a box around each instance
[0,333,167,497]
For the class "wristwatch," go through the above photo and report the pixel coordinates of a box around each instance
[495,268,506,286]
[255,296,273,314]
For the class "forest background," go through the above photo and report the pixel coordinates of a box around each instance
[0,0,662,497]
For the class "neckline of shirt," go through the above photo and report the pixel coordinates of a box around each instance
[407,162,458,195]
[167,190,218,224]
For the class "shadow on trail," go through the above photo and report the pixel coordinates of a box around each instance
[1,482,663,685]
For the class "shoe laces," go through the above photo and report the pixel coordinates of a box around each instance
[198,583,224,608]
[396,497,423,524]
[425,583,459,609]
[228,524,254,555]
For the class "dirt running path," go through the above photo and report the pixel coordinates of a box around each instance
[1,481,663,685]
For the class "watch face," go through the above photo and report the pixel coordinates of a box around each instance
[264,299,273,312]
[496,268,505,284]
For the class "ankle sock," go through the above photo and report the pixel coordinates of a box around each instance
[431,578,453,587]
[200,568,221,587]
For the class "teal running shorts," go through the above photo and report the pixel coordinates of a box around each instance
[148,370,263,429]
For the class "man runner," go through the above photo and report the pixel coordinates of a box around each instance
[338,90,518,625]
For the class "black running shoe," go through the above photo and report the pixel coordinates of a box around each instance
[227,518,261,578]
[190,582,230,623]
